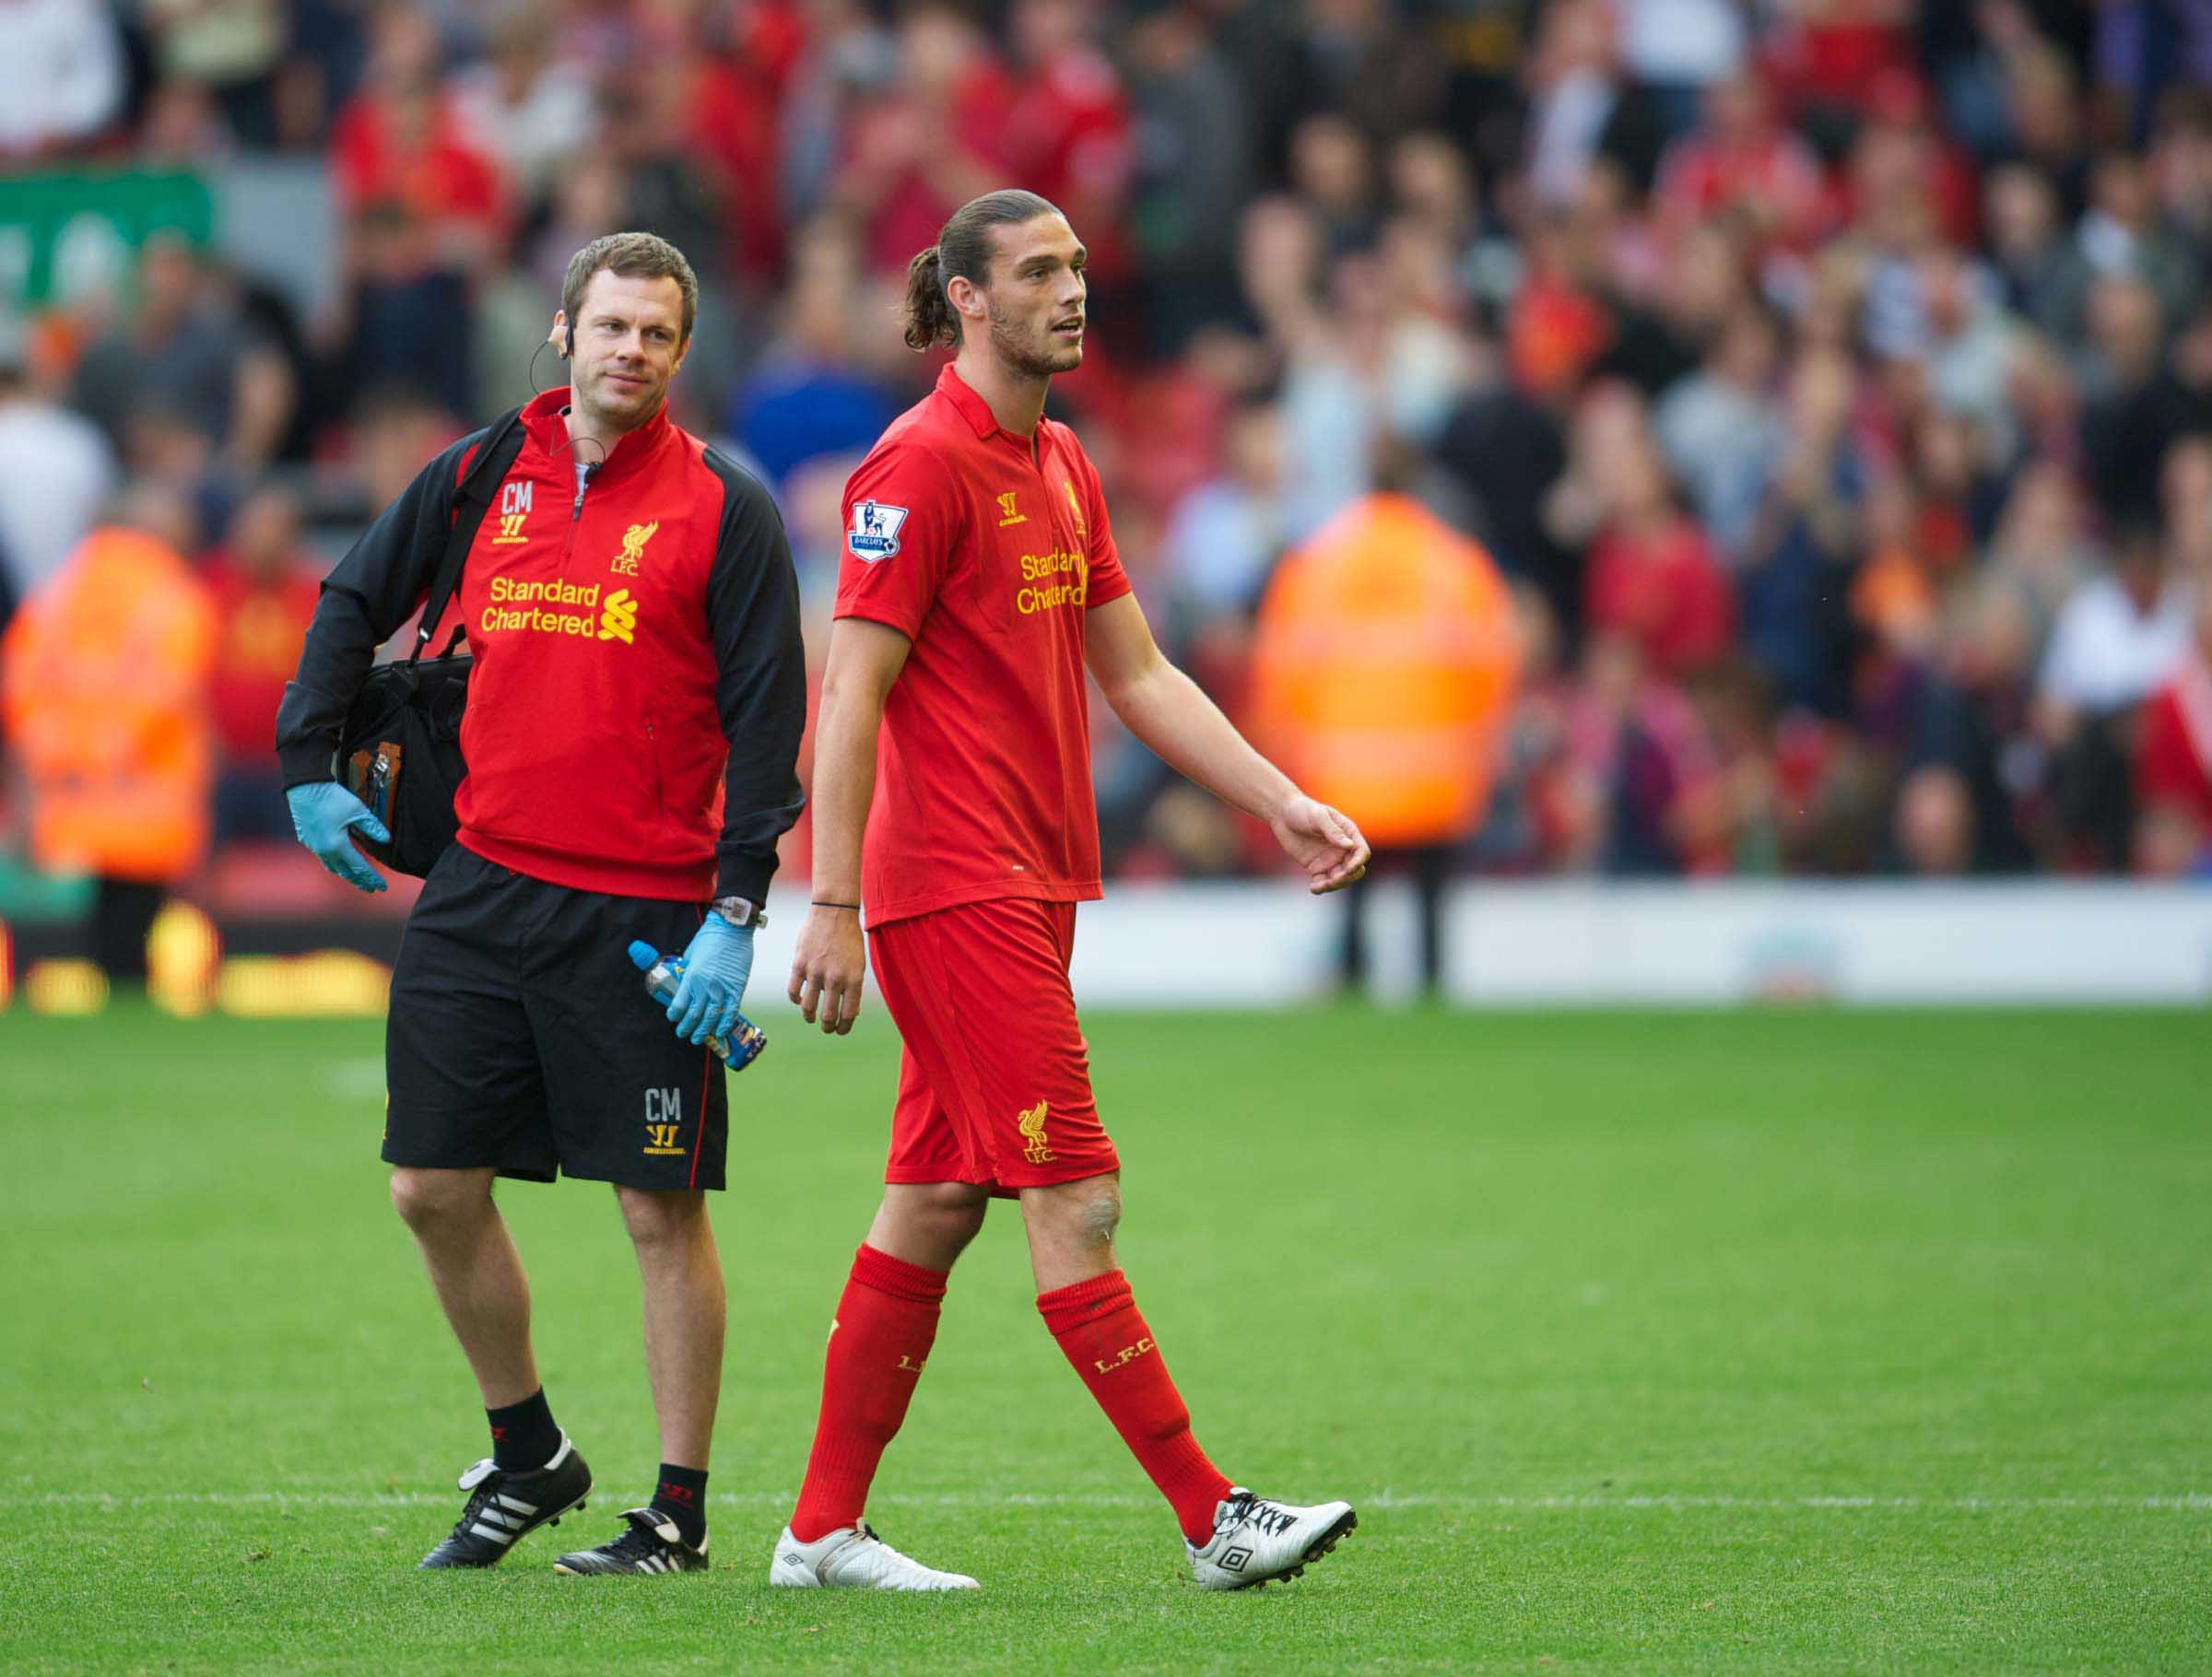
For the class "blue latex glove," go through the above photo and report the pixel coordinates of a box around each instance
[667,914,754,1045]
[286,781,390,893]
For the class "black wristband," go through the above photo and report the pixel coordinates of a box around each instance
[813,899,862,911]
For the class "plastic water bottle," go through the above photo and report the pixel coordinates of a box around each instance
[628,940,767,1071]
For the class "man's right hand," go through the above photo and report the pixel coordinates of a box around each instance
[286,782,390,893]
[789,903,865,1035]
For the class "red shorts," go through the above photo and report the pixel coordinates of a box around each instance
[868,897,1119,1195]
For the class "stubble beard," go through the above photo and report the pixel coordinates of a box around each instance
[988,307,1080,379]
[578,363,665,435]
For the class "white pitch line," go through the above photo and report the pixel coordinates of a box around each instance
[5,1491,2206,1512]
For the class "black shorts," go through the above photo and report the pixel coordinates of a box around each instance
[382,845,730,1190]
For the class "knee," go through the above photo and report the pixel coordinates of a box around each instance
[1030,1177,1120,1253]
[617,1186,706,1250]
[876,1182,987,1266]
[914,1184,988,1254]
[1076,1179,1122,1249]
[924,1194,986,1256]
[390,1168,490,1235]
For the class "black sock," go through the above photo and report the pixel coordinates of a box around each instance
[651,1463,709,1546]
[486,1389,560,1473]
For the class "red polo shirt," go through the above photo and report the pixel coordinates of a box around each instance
[835,364,1131,927]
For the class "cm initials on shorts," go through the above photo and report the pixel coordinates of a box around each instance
[643,1087,683,1156]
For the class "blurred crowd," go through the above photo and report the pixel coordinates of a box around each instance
[6,0,2212,913]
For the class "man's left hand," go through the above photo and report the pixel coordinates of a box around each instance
[668,915,754,1045]
[1269,795,1371,894]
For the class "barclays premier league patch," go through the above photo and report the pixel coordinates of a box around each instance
[848,500,909,562]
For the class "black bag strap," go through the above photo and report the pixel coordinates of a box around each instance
[410,404,529,664]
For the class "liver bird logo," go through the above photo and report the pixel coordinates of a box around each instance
[612,522,657,574]
[1018,1100,1053,1163]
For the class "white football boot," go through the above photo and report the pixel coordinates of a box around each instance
[1187,1487,1357,1589]
[768,1520,980,1590]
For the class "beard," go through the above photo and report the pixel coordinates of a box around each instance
[987,305,1081,377]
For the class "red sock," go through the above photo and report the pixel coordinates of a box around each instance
[789,1244,947,1542]
[1038,1271,1234,1544]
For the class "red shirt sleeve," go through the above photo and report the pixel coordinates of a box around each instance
[2137,684,2212,817]
[834,439,959,640]
[1078,452,1132,611]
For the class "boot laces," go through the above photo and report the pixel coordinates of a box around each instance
[1218,1492,1295,1539]
[444,1464,507,1542]
[599,1509,676,1565]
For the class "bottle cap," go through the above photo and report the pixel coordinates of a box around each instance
[627,941,660,972]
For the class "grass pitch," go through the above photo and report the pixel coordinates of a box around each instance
[2,1002,2207,1672]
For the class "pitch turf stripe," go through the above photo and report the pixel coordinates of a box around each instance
[10,1491,2211,1511]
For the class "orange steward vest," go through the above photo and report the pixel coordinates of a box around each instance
[1250,494,1519,847]
[3,527,218,881]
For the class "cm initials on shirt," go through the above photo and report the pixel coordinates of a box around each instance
[494,479,533,545]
